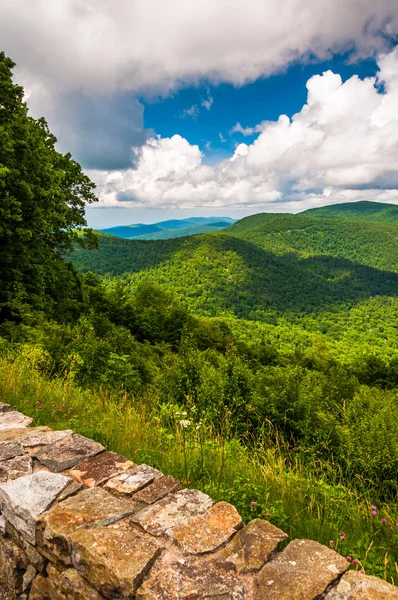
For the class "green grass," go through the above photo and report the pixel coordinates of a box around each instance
[1,354,396,584]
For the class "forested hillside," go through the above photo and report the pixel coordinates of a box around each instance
[1,54,397,585]
[302,200,398,223]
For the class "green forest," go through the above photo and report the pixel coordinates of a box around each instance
[1,52,397,585]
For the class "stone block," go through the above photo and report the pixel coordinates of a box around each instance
[0,534,30,595]
[0,427,50,444]
[70,520,163,599]
[136,553,246,600]
[0,440,25,461]
[0,403,11,413]
[0,454,32,482]
[104,463,162,496]
[255,539,349,599]
[219,518,288,574]
[173,501,243,554]
[37,487,145,565]
[58,568,104,600]
[68,451,134,487]
[0,411,33,431]
[35,434,105,472]
[325,570,398,599]
[21,429,72,453]
[29,575,67,600]
[134,474,182,504]
[5,521,48,572]
[132,488,214,536]
[0,471,72,544]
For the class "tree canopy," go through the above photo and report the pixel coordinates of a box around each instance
[0,52,97,322]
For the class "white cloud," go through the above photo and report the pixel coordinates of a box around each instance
[231,122,266,136]
[90,48,398,211]
[219,133,227,143]
[2,0,397,96]
[181,104,200,119]
[202,92,214,111]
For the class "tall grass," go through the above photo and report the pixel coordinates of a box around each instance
[0,354,396,584]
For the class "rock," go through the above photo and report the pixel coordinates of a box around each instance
[0,441,25,461]
[0,454,32,482]
[136,553,246,600]
[22,564,36,592]
[104,463,162,496]
[0,427,50,444]
[70,520,163,599]
[35,434,105,472]
[5,521,48,572]
[255,539,349,599]
[57,568,104,600]
[37,487,145,565]
[29,575,67,600]
[325,570,398,599]
[0,513,5,535]
[21,429,72,453]
[56,480,84,503]
[0,403,11,413]
[218,518,288,574]
[0,535,30,595]
[0,471,72,544]
[173,501,243,554]
[132,488,214,536]
[134,475,182,504]
[0,412,33,431]
[68,451,134,487]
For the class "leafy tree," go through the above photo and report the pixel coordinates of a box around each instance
[0,52,97,322]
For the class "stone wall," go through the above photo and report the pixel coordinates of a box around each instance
[0,403,397,600]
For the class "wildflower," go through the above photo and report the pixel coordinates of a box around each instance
[372,510,377,516]
[265,512,270,517]
[38,404,43,410]
[381,518,387,524]
[359,569,364,574]
[352,559,358,565]
[329,541,335,548]
[346,556,352,562]
[339,531,345,536]
[371,505,377,511]
[340,535,346,541]
[182,411,187,416]
[250,501,257,506]
[179,419,191,429]
[160,451,165,455]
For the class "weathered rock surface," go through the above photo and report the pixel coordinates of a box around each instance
[46,564,104,600]
[134,474,182,504]
[173,501,243,554]
[0,471,71,544]
[0,426,50,444]
[0,440,25,461]
[37,487,145,564]
[70,520,163,599]
[136,553,246,600]
[133,488,214,536]
[35,434,105,472]
[0,453,32,482]
[104,463,162,496]
[325,570,398,599]
[29,574,67,600]
[5,521,48,572]
[22,429,72,453]
[68,451,134,487]
[219,518,288,574]
[255,539,349,599]
[0,402,11,413]
[0,411,33,430]
[0,534,30,595]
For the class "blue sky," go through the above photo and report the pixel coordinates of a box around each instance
[2,1,398,229]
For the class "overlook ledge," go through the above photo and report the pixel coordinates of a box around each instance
[0,404,396,599]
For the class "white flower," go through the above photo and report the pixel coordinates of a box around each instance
[179,419,191,429]
[182,411,188,416]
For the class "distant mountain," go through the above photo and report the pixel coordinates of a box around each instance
[100,217,236,240]
[301,201,398,223]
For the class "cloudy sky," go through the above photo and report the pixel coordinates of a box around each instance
[1,1,398,228]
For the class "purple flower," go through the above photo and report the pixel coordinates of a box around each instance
[381,518,387,524]
[346,556,352,562]
[340,535,346,541]
[352,559,358,565]
[371,505,377,511]
[359,569,364,574]
[250,501,257,506]
[329,541,335,548]
[372,510,377,516]
[159,451,165,455]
